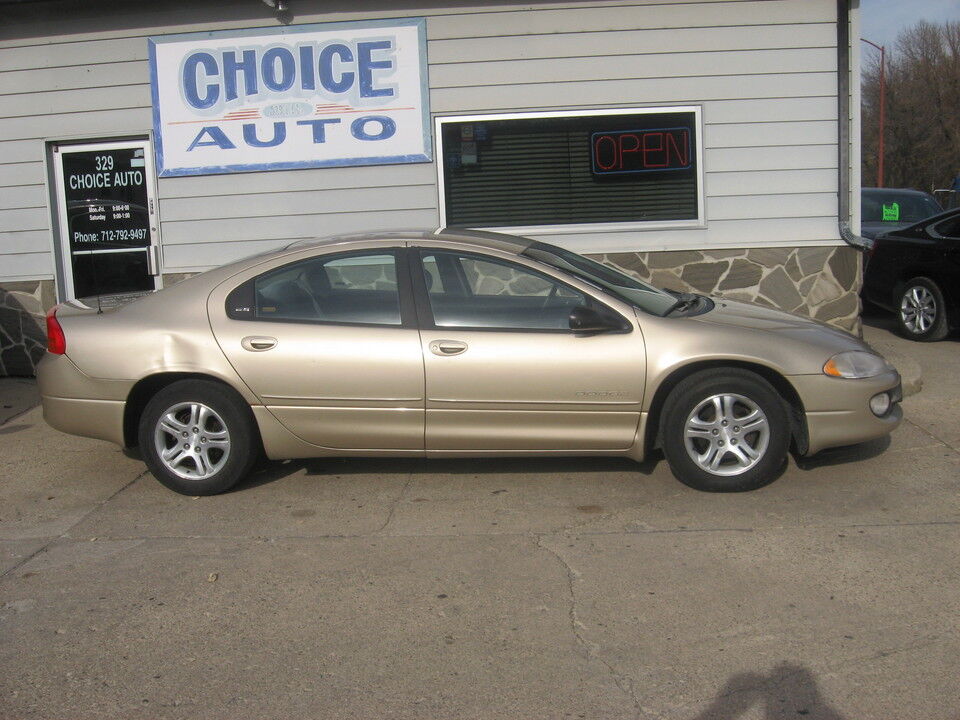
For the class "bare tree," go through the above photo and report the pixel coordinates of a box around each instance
[862,20,960,193]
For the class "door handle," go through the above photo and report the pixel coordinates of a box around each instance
[429,340,468,356]
[146,245,161,276]
[241,336,277,352]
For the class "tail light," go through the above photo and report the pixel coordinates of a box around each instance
[46,305,66,355]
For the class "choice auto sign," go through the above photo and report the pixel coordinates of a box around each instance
[148,18,431,177]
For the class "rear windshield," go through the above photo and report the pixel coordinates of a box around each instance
[862,191,941,224]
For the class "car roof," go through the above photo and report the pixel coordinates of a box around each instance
[862,187,934,198]
[285,228,534,255]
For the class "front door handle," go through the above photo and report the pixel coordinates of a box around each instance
[241,336,277,352]
[429,340,468,356]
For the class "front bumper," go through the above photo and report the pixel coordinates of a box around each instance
[789,370,903,456]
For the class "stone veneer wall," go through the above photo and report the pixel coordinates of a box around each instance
[589,246,863,335]
[0,280,55,376]
[0,247,863,376]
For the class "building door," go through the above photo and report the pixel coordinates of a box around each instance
[51,139,162,301]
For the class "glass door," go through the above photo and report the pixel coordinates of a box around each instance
[51,139,162,301]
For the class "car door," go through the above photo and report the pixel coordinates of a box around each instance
[930,215,960,279]
[208,247,425,450]
[410,245,646,452]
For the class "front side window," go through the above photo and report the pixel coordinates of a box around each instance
[228,252,401,325]
[419,251,587,330]
[438,107,701,230]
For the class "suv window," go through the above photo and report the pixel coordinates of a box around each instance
[419,251,586,330]
[228,252,401,325]
[862,190,941,224]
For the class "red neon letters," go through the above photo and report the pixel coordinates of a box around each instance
[592,128,691,174]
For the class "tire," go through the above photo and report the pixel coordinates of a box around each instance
[138,380,258,495]
[896,277,949,341]
[661,369,791,492]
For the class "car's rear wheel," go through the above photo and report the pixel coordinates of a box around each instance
[138,380,257,495]
[661,369,790,492]
[897,277,949,341]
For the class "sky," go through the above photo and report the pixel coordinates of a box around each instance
[860,0,960,52]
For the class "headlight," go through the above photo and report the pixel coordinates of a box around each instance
[823,351,892,379]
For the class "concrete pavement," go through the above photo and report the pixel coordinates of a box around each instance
[1,323,958,719]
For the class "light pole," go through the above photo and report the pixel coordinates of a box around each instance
[861,37,886,188]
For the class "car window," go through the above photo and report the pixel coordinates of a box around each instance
[247,252,401,325]
[933,216,960,238]
[422,255,446,294]
[420,251,587,330]
[862,191,942,223]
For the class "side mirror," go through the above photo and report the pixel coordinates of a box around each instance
[569,305,628,334]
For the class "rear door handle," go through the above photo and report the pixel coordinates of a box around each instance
[429,340,468,356]
[241,336,277,352]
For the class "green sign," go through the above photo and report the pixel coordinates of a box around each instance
[882,202,900,222]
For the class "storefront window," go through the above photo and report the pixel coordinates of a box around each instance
[437,107,702,231]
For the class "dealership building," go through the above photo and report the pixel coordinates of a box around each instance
[0,0,864,376]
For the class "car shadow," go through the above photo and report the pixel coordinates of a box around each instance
[860,308,897,331]
[794,435,891,471]
[229,453,660,493]
[0,423,30,435]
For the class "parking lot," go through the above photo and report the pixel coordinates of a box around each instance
[1,316,958,720]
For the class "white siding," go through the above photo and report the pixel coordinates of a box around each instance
[0,0,846,281]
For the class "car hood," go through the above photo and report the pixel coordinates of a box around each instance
[861,221,911,239]
[691,299,867,353]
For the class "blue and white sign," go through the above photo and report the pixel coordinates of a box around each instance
[148,18,431,177]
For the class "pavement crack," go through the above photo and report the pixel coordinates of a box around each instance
[0,470,145,580]
[534,534,645,720]
[904,416,960,456]
[376,473,413,534]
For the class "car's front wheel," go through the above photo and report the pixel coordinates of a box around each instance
[661,369,791,492]
[138,380,258,495]
[897,277,949,341]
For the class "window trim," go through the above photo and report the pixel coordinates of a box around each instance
[410,248,631,334]
[434,106,706,235]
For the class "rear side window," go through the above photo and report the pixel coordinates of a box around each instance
[226,252,401,326]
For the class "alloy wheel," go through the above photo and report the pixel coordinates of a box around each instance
[683,393,770,476]
[153,401,231,480]
[900,285,937,334]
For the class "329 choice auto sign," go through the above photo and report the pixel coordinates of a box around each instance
[148,18,431,177]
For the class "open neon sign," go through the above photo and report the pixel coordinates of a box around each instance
[591,127,692,175]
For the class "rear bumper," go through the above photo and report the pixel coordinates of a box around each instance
[789,370,903,455]
[37,353,128,447]
[41,396,126,446]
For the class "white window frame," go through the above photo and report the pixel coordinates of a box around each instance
[435,106,706,235]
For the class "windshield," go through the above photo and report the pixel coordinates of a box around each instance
[862,191,942,224]
[521,241,679,316]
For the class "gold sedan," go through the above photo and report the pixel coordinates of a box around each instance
[39,229,902,495]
